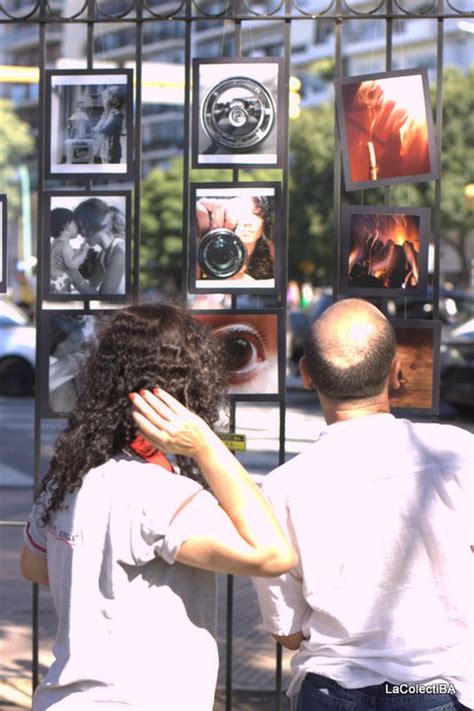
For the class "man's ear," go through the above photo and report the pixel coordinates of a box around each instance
[299,356,314,390]
[389,356,402,391]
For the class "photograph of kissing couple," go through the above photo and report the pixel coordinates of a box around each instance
[43,192,131,301]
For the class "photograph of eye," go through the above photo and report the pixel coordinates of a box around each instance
[339,205,430,298]
[190,183,280,294]
[389,320,440,413]
[192,58,286,169]
[335,69,438,190]
[193,311,281,397]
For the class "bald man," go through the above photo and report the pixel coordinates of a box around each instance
[253,298,473,711]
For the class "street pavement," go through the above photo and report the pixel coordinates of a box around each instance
[1,393,472,709]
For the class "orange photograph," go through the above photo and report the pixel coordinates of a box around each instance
[335,69,438,190]
[389,321,440,413]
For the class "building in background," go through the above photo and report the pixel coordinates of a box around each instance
[0,0,472,278]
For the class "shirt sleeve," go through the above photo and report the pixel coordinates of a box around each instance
[23,497,48,559]
[252,475,309,636]
[126,470,219,567]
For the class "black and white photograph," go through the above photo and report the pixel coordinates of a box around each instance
[339,205,431,298]
[192,309,284,400]
[45,69,133,179]
[43,191,131,301]
[335,69,438,190]
[40,310,108,417]
[192,58,286,169]
[189,183,282,294]
[0,195,7,293]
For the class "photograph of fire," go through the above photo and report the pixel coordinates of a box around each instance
[339,205,430,297]
[335,69,438,190]
[389,320,440,413]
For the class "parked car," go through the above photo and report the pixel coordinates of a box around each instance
[0,299,35,396]
[440,318,474,413]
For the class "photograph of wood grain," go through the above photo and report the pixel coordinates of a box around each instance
[389,320,440,413]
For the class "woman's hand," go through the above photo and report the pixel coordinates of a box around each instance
[130,388,216,459]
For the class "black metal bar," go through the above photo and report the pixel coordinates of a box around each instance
[384,0,393,206]
[132,4,144,301]
[432,0,444,323]
[32,0,48,694]
[332,6,343,304]
[0,11,473,23]
[224,16,243,711]
[225,398,237,711]
[181,1,193,305]
[273,6,292,710]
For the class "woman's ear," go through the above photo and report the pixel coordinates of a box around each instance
[389,356,402,391]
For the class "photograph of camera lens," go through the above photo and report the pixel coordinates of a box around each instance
[198,228,247,280]
[193,59,285,168]
[201,77,275,152]
[193,189,277,291]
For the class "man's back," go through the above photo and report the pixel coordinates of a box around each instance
[254,414,473,707]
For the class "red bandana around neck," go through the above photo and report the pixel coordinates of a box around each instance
[129,434,175,472]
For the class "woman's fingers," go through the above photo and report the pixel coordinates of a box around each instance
[131,411,171,451]
[151,388,189,416]
[130,391,171,428]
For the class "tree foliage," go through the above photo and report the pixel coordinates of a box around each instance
[0,99,35,215]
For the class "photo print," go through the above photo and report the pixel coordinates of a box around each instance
[335,69,438,190]
[0,195,6,293]
[193,310,284,399]
[40,310,109,417]
[192,58,286,169]
[43,191,131,301]
[339,205,430,298]
[190,183,281,294]
[389,319,441,414]
[45,69,133,178]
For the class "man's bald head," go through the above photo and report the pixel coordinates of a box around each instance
[304,298,396,402]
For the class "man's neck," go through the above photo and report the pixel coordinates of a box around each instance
[320,393,391,426]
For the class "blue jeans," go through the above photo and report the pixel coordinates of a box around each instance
[296,673,471,711]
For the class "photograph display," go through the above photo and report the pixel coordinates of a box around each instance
[41,311,108,417]
[43,192,131,300]
[0,195,6,293]
[335,69,438,190]
[339,205,430,297]
[46,69,133,178]
[192,58,286,168]
[389,320,440,413]
[193,310,283,398]
[190,183,281,293]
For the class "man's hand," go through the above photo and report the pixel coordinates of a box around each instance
[130,388,216,459]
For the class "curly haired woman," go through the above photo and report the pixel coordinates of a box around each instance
[21,303,295,711]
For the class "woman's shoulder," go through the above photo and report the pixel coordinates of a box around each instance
[98,454,202,495]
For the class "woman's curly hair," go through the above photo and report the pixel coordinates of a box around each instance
[246,196,275,280]
[37,302,227,526]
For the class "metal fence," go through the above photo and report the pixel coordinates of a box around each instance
[0,0,472,708]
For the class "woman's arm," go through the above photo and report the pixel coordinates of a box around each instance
[20,546,49,587]
[131,389,297,577]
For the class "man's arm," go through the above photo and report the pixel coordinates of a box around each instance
[20,546,49,587]
[273,631,305,650]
